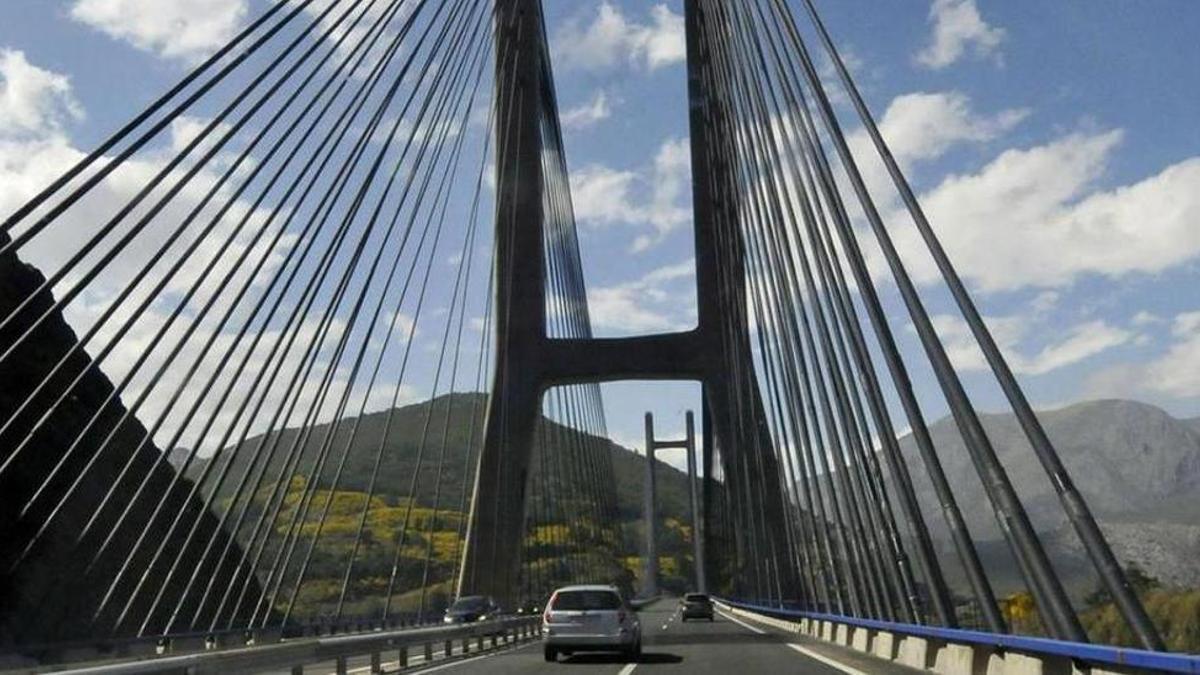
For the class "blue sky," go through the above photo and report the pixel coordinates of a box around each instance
[2,0,1199,462]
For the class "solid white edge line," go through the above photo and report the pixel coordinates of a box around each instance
[715,609,765,635]
[716,607,868,675]
[786,643,869,675]
[617,664,638,675]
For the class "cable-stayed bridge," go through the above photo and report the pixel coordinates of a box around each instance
[0,0,1196,673]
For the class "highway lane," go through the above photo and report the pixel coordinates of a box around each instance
[391,600,911,675]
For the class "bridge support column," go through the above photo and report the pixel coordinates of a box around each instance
[642,413,660,598]
[456,0,546,608]
[643,410,705,596]
[683,411,707,594]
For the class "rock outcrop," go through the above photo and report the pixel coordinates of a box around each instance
[0,233,262,646]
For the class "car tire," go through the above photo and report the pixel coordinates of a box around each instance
[544,646,557,662]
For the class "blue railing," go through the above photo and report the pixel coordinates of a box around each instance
[718,597,1200,674]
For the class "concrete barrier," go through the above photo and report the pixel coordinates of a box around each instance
[896,635,929,669]
[932,642,976,675]
[834,623,850,647]
[872,630,896,660]
[716,600,1189,675]
[850,626,870,653]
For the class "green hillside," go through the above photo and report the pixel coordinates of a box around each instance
[175,392,700,621]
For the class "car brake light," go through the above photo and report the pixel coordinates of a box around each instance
[618,610,627,623]
[543,593,557,623]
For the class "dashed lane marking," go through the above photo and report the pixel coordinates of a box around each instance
[617,663,638,675]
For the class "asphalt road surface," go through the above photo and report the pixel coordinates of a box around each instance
[318,600,922,675]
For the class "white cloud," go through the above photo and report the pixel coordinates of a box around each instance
[70,0,248,63]
[1086,311,1200,400]
[640,5,687,69]
[769,93,1023,263]
[169,115,231,154]
[1030,290,1060,314]
[1131,311,1163,327]
[553,2,685,72]
[1,48,87,224]
[1170,312,1200,338]
[928,313,1133,376]
[570,137,691,253]
[856,92,1027,171]
[916,0,1005,69]
[570,164,639,225]
[837,92,1200,295]
[883,129,1200,292]
[633,138,691,252]
[0,51,329,456]
[561,90,612,130]
[0,49,83,138]
[847,91,1027,199]
[587,260,695,335]
[298,0,417,75]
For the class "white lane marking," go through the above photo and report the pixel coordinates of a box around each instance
[786,643,868,675]
[715,609,765,635]
[716,607,868,675]
[617,664,638,675]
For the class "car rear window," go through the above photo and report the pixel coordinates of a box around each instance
[552,590,622,611]
[685,593,709,602]
[450,596,488,611]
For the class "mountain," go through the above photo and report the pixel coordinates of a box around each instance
[178,393,1200,603]
[892,399,1200,596]
[167,393,703,619]
[185,392,695,524]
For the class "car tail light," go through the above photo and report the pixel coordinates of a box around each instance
[618,610,627,624]
[543,593,557,623]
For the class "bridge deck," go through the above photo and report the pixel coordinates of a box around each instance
[279,600,923,675]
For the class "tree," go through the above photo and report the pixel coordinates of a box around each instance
[1085,562,1161,609]
[1001,591,1038,634]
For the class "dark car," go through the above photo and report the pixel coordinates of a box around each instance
[680,592,714,621]
[443,595,500,624]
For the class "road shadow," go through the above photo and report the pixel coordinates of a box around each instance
[649,631,783,647]
[560,651,683,665]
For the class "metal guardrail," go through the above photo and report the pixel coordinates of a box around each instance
[20,616,541,675]
[3,614,442,669]
[718,597,1200,674]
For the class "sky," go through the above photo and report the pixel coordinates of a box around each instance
[2,0,1200,468]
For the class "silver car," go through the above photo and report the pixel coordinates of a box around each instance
[542,585,641,662]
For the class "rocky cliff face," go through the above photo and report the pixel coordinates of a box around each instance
[893,399,1200,595]
[0,234,261,646]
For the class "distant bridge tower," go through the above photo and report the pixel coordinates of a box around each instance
[642,411,705,598]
